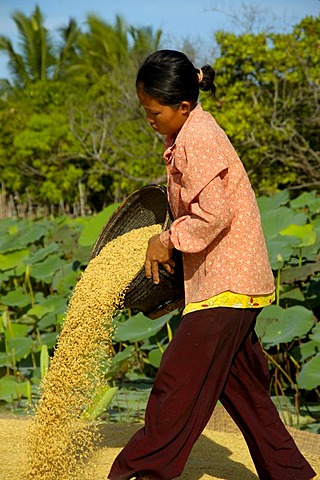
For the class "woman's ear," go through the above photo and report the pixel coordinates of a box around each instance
[180,101,192,115]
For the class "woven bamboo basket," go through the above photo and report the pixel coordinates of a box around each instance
[90,185,184,319]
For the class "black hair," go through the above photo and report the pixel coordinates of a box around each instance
[136,49,216,108]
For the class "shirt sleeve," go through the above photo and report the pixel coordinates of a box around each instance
[160,122,234,254]
[160,173,233,253]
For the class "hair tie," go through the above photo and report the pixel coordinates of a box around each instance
[197,68,203,83]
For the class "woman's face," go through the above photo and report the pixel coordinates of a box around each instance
[137,90,191,136]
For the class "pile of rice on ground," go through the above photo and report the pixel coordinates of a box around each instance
[0,407,319,480]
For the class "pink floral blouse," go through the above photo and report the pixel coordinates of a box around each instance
[159,104,275,305]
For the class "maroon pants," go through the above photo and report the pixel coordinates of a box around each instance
[108,308,316,480]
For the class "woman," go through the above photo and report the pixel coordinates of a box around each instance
[108,49,316,480]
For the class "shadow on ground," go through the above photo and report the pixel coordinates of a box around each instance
[97,423,258,480]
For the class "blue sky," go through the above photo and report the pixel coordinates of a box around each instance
[0,0,319,78]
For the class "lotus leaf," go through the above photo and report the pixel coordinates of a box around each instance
[0,249,29,271]
[37,312,58,329]
[279,286,305,301]
[28,295,67,320]
[0,218,20,232]
[265,237,298,269]
[30,254,65,282]
[70,245,92,264]
[310,322,320,342]
[0,223,48,253]
[0,271,11,283]
[256,305,314,347]
[0,232,11,251]
[106,346,135,379]
[48,224,80,253]
[307,278,320,307]
[0,336,33,365]
[281,262,320,284]
[1,263,26,278]
[4,323,28,340]
[148,348,164,369]
[0,376,30,402]
[40,344,49,379]
[278,410,316,427]
[110,387,151,415]
[78,203,120,247]
[1,287,31,308]
[257,190,289,211]
[292,340,320,362]
[110,346,135,365]
[280,224,316,248]
[11,224,47,248]
[17,315,37,326]
[260,207,307,239]
[113,311,174,343]
[298,353,320,390]
[0,219,27,251]
[28,243,59,264]
[40,332,58,349]
[290,191,320,214]
[52,262,80,294]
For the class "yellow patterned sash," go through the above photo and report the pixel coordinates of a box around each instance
[183,291,275,316]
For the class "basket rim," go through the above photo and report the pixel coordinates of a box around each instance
[90,184,170,260]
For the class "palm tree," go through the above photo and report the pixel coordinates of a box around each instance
[0,5,54,86]
[0,5,163,87]
[66,15,162,84]
[66,15,131,83]
[54,18,80,81]
[129,25,162,65]
[0,5,80,87]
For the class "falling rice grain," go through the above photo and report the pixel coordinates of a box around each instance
[25,224,162,480]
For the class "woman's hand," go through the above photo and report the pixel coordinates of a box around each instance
[145,234,175,284]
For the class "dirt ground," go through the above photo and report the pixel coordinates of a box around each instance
[1,408,319,480]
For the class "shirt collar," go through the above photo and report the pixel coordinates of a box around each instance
[163,103,203,164]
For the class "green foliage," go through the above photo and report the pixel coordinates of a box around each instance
[254,189,320,430]
[202,15,320,195]
[0,6,55,86]
[298,355,320,391]
[0,7,164,210]
[0,190,319,426]
[0,218,86,407]
[256,305,314,346]
[0,204,120,410]
[0,80,86,206]
[82,385,118,421]
[0,376,31,403]
[78,203,120,246]
[113,312,173,343]
[2,6,318,210]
